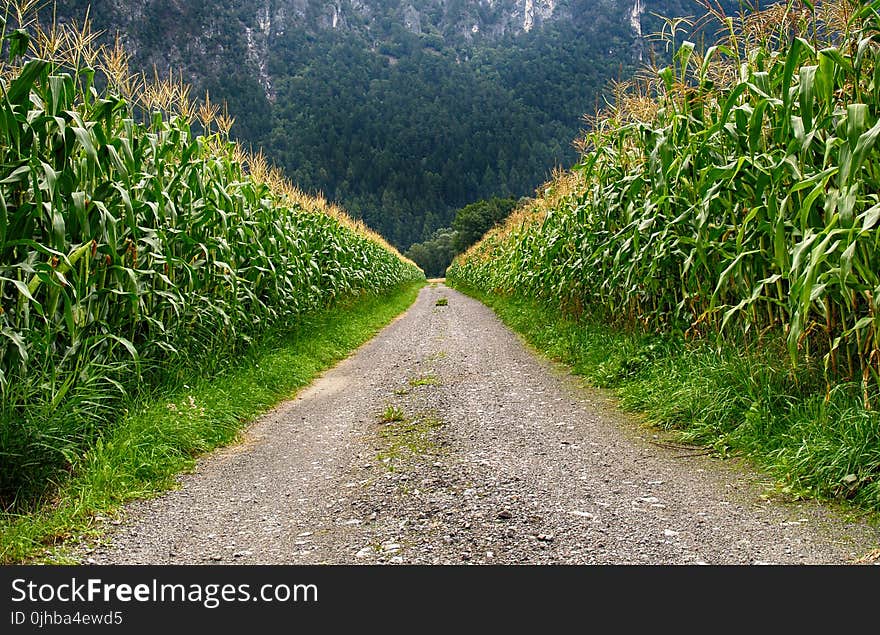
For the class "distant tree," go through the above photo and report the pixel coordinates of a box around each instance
[451,196,518,253]
[405,228,457,278]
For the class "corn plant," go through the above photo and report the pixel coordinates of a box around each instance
[449,0,880,403]
[0,3,423,505]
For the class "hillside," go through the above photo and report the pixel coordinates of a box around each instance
[48,0,737,248]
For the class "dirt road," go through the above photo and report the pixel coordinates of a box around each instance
[77,284,879,564]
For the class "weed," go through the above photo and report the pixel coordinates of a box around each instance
[409,374,440,387]
[376,412,445,470]
[380,405,406,423]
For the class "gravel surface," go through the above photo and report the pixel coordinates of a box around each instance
[76,284,880,565]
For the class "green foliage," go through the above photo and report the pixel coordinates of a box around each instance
[405,196,518,277]
[264,28,575,249]
[452,196,518,252]
[44,1,744,252]
[405,228,457,278]
[0,8,423,507]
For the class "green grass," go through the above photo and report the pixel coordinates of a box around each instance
[0,281,423,564]
[452,282,880,516]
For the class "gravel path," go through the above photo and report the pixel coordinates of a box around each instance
[77,284,880,565]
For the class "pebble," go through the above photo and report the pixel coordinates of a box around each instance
[569,511,595,519]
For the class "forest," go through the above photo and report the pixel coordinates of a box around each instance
[45,0,667,249]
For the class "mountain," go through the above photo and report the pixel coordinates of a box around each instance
[49,1,738,248]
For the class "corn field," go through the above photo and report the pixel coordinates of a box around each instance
[0,3,423,503]
[449,0,880,405]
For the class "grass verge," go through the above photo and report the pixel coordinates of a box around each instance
[0,282,423,563]
[451,283,880,517]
